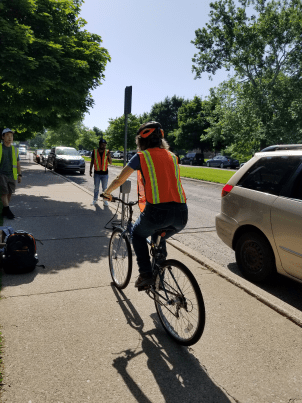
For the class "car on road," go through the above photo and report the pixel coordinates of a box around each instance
[33,149,44,163]
[215,145,302,284]
[40,149,51,166]
[47,147,86,174]
[19,146,27,156]
[113,151,123,159]
[180,152,204,166]
[206,155,239,169]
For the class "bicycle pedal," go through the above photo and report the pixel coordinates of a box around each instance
[137,285,150,292]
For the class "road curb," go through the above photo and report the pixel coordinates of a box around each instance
[167,238,302,328]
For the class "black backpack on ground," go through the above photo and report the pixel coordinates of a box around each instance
[2,230,39,274]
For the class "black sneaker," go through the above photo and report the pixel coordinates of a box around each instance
[2,206,15,219]
[135,273,154,288]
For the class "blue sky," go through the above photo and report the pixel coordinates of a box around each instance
[80,0,231,131]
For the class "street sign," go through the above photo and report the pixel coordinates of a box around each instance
[124,86,132,115]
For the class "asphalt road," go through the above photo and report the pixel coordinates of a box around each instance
[59,162,302,316]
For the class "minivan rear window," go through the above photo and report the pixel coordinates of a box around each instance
[237,156,302,195]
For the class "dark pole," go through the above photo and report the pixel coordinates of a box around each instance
[122,86,132,226]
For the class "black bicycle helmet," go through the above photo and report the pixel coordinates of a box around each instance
[137,121,164,138]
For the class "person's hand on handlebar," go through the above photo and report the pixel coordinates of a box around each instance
[101,192,113,202]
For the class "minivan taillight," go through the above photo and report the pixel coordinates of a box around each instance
[221,184,233,197]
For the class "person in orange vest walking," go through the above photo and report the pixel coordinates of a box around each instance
[90,138,112,206]
[103,121,188,288]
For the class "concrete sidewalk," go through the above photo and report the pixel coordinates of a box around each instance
[1,160,302,403]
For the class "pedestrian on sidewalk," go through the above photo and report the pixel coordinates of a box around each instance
[0,128,22,219]
[103,121,188,289]
[90,139,112,207]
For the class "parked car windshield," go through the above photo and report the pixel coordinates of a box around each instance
[56,148,79,156]
[43,149,51,155]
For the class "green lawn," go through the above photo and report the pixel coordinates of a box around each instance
[179,166,236,184]
[85,157,236,184]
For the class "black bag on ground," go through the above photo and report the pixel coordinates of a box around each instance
[2,230,39,274]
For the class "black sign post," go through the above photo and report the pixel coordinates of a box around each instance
[124,86,132,167]
[122,86,132,226]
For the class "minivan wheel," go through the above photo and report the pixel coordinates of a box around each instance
[235,232,276,283]
[220,163,224,168]
[190,161,193,165]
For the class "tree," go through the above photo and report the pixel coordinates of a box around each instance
[192,0,302,149]
[28,131,48,148]
[173,96,212,151]
[93,126,105,140]
[149,96,188,146]
[76,127,99,151]
[0,0,110,139]
[45,121,82,148]
[105,114,141,150]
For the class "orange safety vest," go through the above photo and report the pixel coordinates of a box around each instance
[94,149,109,171]
[137,148,186,212]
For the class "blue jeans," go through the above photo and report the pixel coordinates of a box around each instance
[94,174,108,201]
[131,202,188,274]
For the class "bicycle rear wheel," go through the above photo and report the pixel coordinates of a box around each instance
[109,228,132,289]
[154,259,205,346]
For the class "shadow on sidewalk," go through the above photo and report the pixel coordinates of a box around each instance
[111,286,233,403]
[0,191,117,289]
[227,262,302,313]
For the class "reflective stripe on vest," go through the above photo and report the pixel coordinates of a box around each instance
[94,149,108,171]
[0,144,19,180]
[141,150,160,204]
[170,152,186,203]
[137,148,186,207]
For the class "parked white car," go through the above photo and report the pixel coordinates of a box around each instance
[216,145,302,284]
[113,151,123,158]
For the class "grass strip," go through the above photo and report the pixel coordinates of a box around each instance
[85,156,236,183]
[179,166,235,184]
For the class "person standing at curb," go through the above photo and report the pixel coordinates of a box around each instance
[0,128,22,219]
[90,138,112,207]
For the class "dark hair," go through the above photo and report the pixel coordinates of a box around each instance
[136,123,169,151]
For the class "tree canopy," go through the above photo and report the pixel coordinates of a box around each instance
[192,0,302,151]
[173,96,212,151]
[0,0,110,140]
[105,115,140,151]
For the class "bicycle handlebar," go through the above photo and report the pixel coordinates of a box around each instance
[100,193,138,207]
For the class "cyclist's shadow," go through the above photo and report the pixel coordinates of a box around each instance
[111,285,233,403]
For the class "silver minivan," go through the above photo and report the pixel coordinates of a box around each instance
[216,147,302,283]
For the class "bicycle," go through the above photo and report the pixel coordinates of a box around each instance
[103,195,206,346]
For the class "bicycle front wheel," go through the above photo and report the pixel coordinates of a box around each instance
[154,259,205,346]
[109,228,132,289]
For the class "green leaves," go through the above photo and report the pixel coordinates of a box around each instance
[0,0,110,138]
[192,0,302,156]
[105,115,141,151]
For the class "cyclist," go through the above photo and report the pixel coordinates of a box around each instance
[103,121,188,288]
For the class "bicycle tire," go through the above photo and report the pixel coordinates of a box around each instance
[109,228,132,289]
[154,259,205,346]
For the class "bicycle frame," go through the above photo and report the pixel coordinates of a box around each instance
[106,195,186,312]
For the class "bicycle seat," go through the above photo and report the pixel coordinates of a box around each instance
[153,227,175,237]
